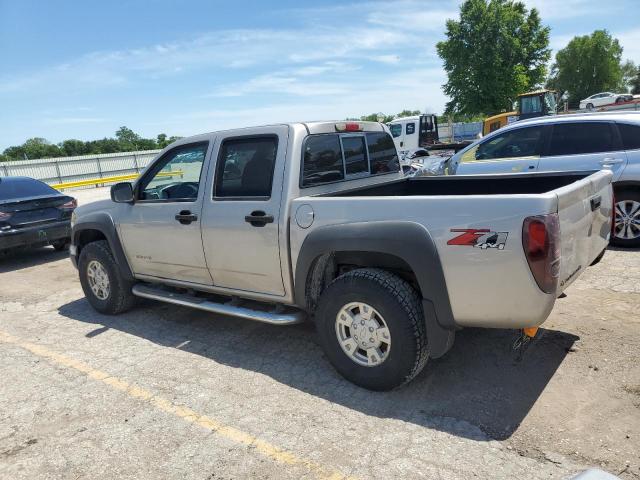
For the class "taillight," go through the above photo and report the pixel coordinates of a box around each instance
[59,199,77,210]
[522,214,560,294]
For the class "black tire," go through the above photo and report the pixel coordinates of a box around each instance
[315,268,429,391]
[52,239,70,251]
[611,189,640,248]
[78,240,136,314]
[586,103,594,110]
[615,96,625,104]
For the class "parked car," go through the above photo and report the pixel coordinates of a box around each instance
[70,121,612,390]
[447,112,640,247]
[0,176,76,254]
[580,92,634,110]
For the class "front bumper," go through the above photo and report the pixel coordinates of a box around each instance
[0,221,71,251]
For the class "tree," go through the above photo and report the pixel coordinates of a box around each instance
[621,61,637,92]
[396,109,421,118]
[547,30,624,108]
[437,0,550,116]
[115,126,140,150]
[631,67,640,95]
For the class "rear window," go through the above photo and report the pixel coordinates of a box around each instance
[618,123,640,150]
[547,122,615,156]
[0,177,58,201]
[301,132,399,187]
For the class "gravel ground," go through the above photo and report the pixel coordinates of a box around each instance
[0,188,638,479]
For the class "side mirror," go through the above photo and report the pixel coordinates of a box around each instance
[111,182,134,203]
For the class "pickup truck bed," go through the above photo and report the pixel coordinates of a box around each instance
[328,171,596,196]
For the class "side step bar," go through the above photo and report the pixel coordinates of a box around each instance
[132,284,306,325]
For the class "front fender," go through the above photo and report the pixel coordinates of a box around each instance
[72,212,134,281]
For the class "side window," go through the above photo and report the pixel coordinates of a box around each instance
[139,142,207,201]
[302,135,344,187]
[389,124,402,138]
[473,126,543,161]
[547,122,614,156]
[215,137,277,198]
[406,122,416,135]
[366,132,400,174]
[618,123,640,150]
[341,136,368,175]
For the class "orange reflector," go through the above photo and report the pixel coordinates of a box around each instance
[335,122,363,132]
[523,327,538,338]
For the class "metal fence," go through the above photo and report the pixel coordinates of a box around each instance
[0,150,161,186]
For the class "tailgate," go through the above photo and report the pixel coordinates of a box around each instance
[554,170,613,294]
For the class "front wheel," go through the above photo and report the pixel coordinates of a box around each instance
[315,268,429,391]
[78,240,136,314]
[612,190,640,248]
[586,103,594,110]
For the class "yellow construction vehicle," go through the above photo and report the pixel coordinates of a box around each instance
[482,89,557,136]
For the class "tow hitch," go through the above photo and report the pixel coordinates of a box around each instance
[513,327,539,361]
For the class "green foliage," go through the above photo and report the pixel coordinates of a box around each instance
[547,30,624,107]
[621,61,638,93]
[436,0,550,116]
[1,127,183,162]
[348,110,423,124]
[632,67,640,95]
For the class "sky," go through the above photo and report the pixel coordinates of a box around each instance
[1,0,639,150]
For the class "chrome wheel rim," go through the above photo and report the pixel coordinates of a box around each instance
[614,200,640,240]
[87,260,110,300]
[335,302,391,367]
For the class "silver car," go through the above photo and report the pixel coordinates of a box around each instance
[448,112,640,247]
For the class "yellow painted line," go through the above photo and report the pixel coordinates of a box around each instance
[52,170,183,190]
[0,329,356,480]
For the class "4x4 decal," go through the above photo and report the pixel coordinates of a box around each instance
[448,229,508,250]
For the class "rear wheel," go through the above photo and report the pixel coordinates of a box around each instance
[78,240,136,314]
[612,190,640,248]
[315,268,429,391]
[51,239,69,251]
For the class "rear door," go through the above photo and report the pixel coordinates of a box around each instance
[200,126,288,296]
[554,170,613,294]
[453,125,544,174]
[536,121,628,180]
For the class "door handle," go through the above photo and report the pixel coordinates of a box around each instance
[599,158,624,165]
[528,165,536,170]
[175,210,198,225]
[590,196,602,212]
[245,210,274,227]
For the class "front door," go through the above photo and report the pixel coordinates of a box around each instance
[117,141,213,285]
[452,125,545,174]
[201,127,288,296]
[536,121,628,181]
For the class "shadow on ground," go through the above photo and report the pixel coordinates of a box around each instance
[0,247,68,273]
[59,298,577,442]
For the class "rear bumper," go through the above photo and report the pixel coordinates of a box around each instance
[0,221,71,250]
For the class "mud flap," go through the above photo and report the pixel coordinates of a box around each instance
[422,299,455,359]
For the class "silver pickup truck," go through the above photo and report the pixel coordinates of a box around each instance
[70,121,613,390]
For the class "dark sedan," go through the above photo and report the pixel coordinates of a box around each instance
[0,176,77,253]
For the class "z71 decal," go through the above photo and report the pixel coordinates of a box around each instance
[447,229,508,250]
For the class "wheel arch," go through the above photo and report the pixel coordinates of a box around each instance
[294,221,456,358]
[73,212,134,281]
